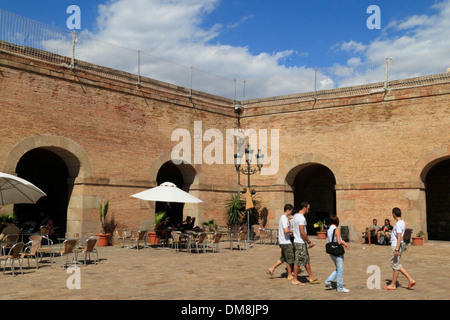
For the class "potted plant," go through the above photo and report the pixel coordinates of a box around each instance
[314,220,327,239]
[412,230,424,246]
[202,219,218,232]
[95,200,111,247]
[225,193,244,228]
[148,211,169,245]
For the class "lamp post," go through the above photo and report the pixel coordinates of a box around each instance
[234,144,264,242]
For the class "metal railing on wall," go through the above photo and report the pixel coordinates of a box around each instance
[1,9,449,103]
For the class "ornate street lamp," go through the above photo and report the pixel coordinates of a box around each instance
[234,144,264,242]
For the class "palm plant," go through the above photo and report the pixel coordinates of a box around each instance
[225,193,244,227]
[99,200,110,234]
[225,193,260,227]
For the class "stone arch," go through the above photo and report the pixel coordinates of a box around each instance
[410,145,450,241]
[276,153,344,187]
[3,134,93,179]
[149,151,204,187]
[148,151,204,226]
[409,144,450,185]
[3,135,93,238]
[274,154,342,227]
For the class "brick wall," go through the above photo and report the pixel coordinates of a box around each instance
[1,49,449,242]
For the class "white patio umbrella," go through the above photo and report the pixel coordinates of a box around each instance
[0,172,47,206]
[130,182,202,204]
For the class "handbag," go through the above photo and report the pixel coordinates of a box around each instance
[325,228,345,256]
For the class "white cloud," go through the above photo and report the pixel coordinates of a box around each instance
[40,0,450,99]
[84,0,311,99]
[227,14,254,30]
[334,0,450,84]
[336,40,367,54]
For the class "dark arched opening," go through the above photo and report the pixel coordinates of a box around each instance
[156,161,184,227]
[426,158,450,240]
[293,164,336,235]
[14,148,69,240]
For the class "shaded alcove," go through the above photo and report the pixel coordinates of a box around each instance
[293,164,336,235]
[425,158,450,240]
[155,161,185,227]
[14,148,69,239]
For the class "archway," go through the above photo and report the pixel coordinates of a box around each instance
[425,158,450,240]
[155,161,185,227]
[14,148,71,239]
[292,164,336,235]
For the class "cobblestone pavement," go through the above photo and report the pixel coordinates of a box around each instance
[1,238,449,301]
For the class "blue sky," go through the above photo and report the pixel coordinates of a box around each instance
[1,0,449,98]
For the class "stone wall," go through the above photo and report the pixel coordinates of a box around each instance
[1,48,449,242]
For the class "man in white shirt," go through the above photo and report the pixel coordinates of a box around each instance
[383,207,416,290]
[267,204,295,279]
[291,201,320,285]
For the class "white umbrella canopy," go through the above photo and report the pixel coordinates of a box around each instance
[0,172,47,206]
[131,182,202,204]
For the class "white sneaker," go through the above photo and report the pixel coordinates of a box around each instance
[337,288,350,293]
[325,282,333,290]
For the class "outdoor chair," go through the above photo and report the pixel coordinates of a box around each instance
[39,225,52,245]
[252,224,261,242]
[271,229,279,245]
[341,226,350,242]
[216,226,229,240]
[1,234,19,255]
[21,237,42,269]
[77,237,99,266]
[35,235,55,266]
[236,231,249,251]
[129,230,148,249]
[58,239,79,269]
[171,231,188,252]
[116,228,132,248]
[207,232,222,253]
[404,228,413,244]
[0,242,24,276]
[194,232,207,254]
[259,227,270,244]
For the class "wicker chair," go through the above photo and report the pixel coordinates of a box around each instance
[21,237,42,269]
[58,239,78,269]
[171,231,188,252]
[208,232,223,253]
[194,232,207,254]
[77,237,99,266]
[236,231,249,251]
[1,242,24,276]
[116,228,132,248]
[129,230,148,249]
[1,234,19,255]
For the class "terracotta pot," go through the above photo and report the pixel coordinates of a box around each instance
[95,233,111,247]
[316,231,327,239]
[147,231,160,245]
[412,236,423,246]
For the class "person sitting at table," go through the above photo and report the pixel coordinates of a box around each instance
[178,216,196,232]
[22,221,37,233]
[377,219,393,245]
[0,218,19,241]
[362,219,380,245]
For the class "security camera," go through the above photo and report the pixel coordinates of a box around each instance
[234,104,244,114]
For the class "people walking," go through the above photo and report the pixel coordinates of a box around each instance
[325,215,350,293]
[267,204,295,279]
[291,201,320,285]
[383,207,416,290]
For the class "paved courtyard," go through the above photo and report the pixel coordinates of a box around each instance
[1,237,449,301]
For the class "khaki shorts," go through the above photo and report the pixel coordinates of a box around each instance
[293,242,310,267]
[279,243,294,264]
[390,243,406,271]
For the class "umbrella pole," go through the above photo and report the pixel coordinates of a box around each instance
[247,209,250,243]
